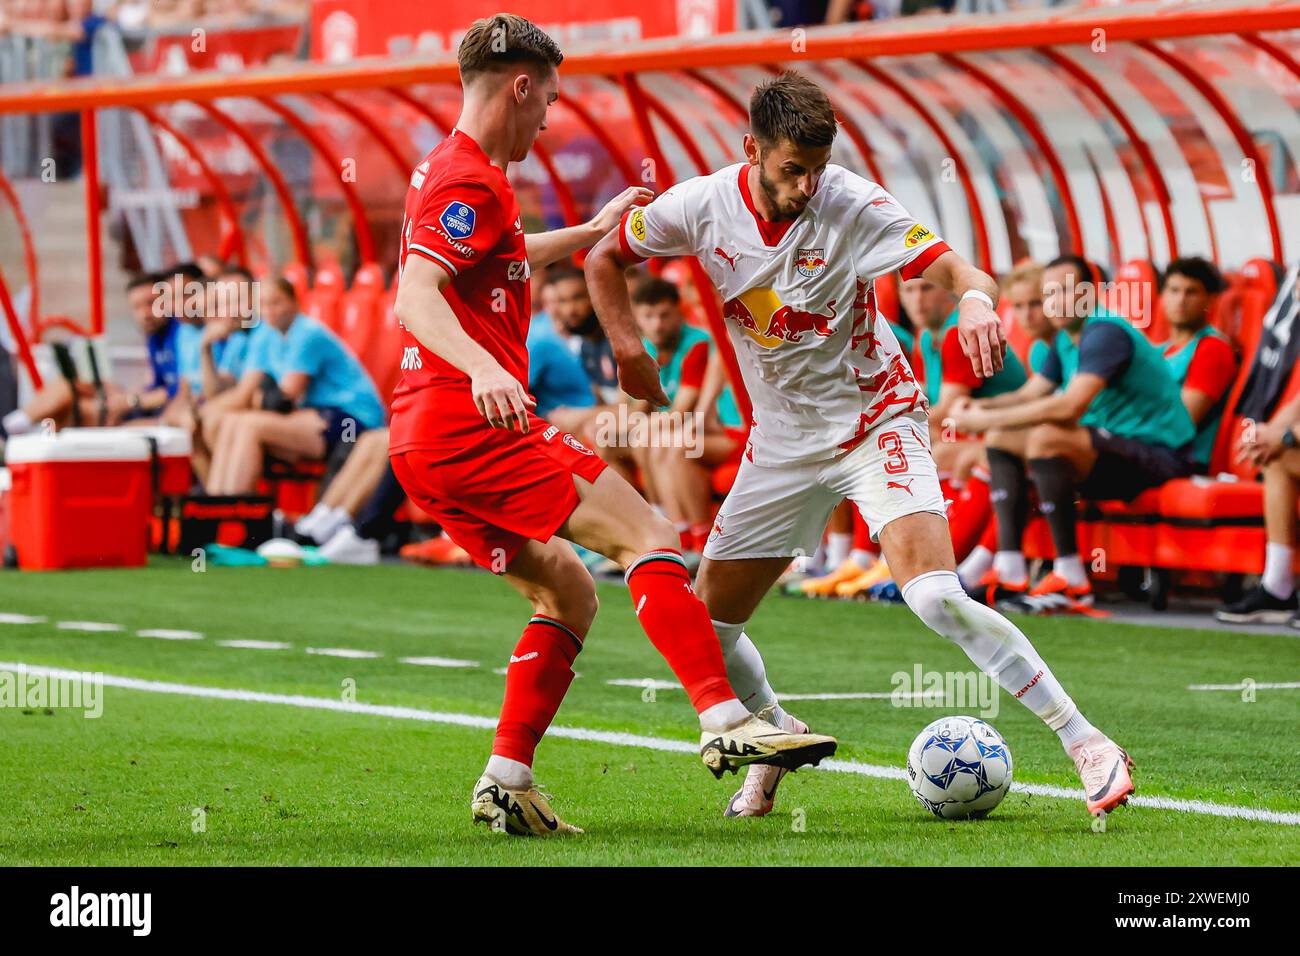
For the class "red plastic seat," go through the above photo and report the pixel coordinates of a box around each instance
[301,286,341,333]
[1110,259,1166,344]
[353,262,386,294]
[336,288,378,365]
[280,262,309,302]
[365,290,405,406]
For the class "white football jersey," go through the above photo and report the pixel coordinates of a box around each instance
[619,163,951,466]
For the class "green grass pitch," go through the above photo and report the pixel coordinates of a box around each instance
[0,559,1297,866]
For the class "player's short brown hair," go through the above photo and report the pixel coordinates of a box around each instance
[457,13,563,82]
[631,276,681,307]
[749,70,838,150]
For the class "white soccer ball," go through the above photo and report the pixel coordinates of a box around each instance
[906,716,1013,819]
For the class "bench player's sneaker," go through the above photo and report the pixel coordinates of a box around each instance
[700,715,836,779]
[1029,572,1108,616]
[1069,732,1135,816]
[470,774,583,836]
[724,709,809,817]
[1214,584,1298,624]
[799,558,870,597]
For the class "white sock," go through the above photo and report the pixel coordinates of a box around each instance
[2,409,32,436]
[295,502,331,536]
[311,506,352,545]
[1054,553,1087,588]
[1262,543,1295,600]
[826,532,851,569]
[850,548,878,569]
[994,550,1027,584]
[710,619,785,724]
[698,698,752,732]
[1057,710,1099,751]
[485,754,533,790]
[957,545,994,588]
[902,570,1081,740]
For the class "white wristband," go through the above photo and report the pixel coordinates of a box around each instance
[960,289,995,309]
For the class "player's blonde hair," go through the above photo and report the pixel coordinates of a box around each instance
[457,14,563,82]
[1001,260,1044,295]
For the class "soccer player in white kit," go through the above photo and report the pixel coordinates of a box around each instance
[586,71,1134,820]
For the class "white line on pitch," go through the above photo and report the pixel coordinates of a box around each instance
[0,613,47,625]
[137,629,204,641]
[606,678,935,701]
[399,656,480,668]
[1188,681,1300,691]
[217,640,292,651]
[306,647,382,659]
[3,661,1295,828]
[56,621,124,633]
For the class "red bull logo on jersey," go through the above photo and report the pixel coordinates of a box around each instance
[794,247,827,279]
[724,286,837,348]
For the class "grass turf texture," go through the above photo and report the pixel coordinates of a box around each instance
[1,559,1297,865]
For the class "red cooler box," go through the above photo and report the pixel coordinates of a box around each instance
[65,426,193,496]
[6,430,153,570]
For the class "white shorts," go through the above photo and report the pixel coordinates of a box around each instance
[703,411,947,561]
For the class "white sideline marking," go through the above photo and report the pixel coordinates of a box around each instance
[782,691,931,701]
[2,661,1296,828]
[0,613,47,625]
[56,621,123,633]
[218,640,292,651]
[1188,681,1300,691]
[137,629,204,641]
[399,656,479,669]
[306,647,381,659]
[607,678,682,690]
[607,679,935,702]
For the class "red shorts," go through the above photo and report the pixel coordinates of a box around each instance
[391,413,607,573]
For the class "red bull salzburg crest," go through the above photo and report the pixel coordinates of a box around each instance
[794,247,827,279]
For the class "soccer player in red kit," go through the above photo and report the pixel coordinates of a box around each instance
[389,14,836,836]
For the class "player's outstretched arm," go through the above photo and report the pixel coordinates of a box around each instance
[584,230,671,407]
[951,374,1102,433]
[921,250,1005,379]
[525,186,653,271]
[394,255,535,431]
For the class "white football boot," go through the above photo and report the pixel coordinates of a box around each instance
[724,709,809,817]
[470,774,583,836]
[700,714,836,780]
[1069,732,1135,816]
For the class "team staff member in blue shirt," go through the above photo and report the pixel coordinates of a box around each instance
[206,277,385,494]
[0,273,176,438]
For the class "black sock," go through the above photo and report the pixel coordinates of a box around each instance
[1028,456,1079,558]
[987,447,1030,554]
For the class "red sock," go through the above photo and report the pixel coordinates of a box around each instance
[851,512,876,555]
[688,523,711,552]
[625,550,735,713]
[978,517,998,553]
[492,616,583,766]
[946,474,991,562]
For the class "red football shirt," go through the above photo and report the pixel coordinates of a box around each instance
[390,129,531,454]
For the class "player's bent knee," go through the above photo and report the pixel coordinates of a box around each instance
[901,570,978,642]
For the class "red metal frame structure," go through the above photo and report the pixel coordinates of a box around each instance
[0,1,1295,406]
[196,100,313,270]
[136,105,248,267]
[0,167,40,338]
